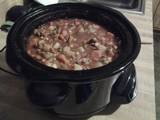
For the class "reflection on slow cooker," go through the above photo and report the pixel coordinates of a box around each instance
[75,84,93,104]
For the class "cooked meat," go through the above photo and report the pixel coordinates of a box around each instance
[26,18,120,70]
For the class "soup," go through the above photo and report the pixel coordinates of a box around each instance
[26,18,120,70]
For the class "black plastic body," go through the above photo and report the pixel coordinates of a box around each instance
[5,3,141,118]
[112,64,137,103]
[25,64,137,118]
[26,74,120,118]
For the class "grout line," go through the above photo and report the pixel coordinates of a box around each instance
[141,42,153,45]
[153,28,160,32]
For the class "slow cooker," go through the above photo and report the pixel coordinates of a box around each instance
[4,3,141,119]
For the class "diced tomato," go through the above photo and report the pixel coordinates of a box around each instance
[57,54,72,67]
[90,50,102,62]
[29,36,39,47]
[61,30,68,37]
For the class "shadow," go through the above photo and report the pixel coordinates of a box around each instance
[153,30,160,120]
[0,73,124,120]
[39,94,122,120]
[23,0,33,5]
[23,0,42,6]
[0,84,122,120]
[96,94,122,116]
[97,103,121,115]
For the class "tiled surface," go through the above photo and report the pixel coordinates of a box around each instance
[154,30,160,120]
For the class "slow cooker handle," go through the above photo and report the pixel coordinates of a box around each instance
[0,21,21,76]
[112,64,137,103]
[0,44,20,76]
[0,20,20,76]
[0,2,43,32]
[0,5,34,32]
[0,5,34,76]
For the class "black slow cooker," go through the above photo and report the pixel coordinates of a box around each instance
[5,3,141,119]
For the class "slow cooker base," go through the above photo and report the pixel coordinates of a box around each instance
[25,64,137,119]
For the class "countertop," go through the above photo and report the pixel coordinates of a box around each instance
[0,0,156,120]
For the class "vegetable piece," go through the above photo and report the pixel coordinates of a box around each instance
[74,64,83,70]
